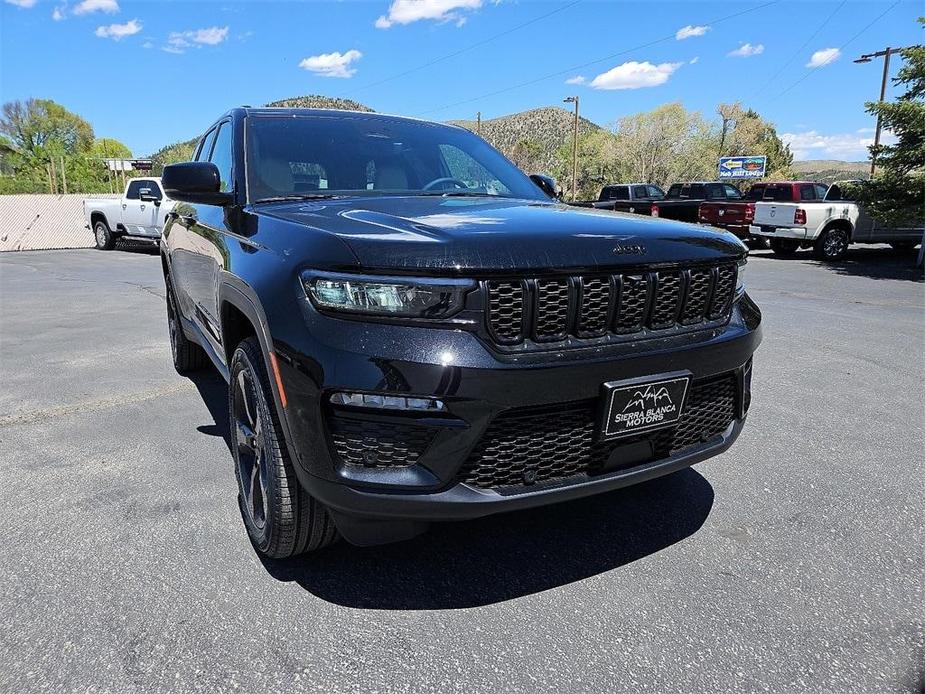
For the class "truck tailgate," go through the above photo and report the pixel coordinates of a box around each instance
[700,202,751,227]
[754,203,797,227]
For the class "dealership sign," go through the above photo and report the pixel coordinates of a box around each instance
[718,155,766,179]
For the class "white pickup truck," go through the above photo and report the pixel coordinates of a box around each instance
[83,177,175,250]
[749,182,922,260]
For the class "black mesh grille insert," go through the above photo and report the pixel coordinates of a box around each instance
[708,265,736,319]
[533,279,571,341]
[578,277,612,337]
[680,268,712,324]
[486,281,524,344]
[615,275,649,333]
[329,416,435,468]
[483,263,737,349]
[649,272,683,329]
[459,374,738,491]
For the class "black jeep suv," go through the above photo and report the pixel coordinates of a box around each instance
[160,108,761,556]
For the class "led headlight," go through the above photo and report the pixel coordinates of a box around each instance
[304,272,473,318]
[736,258,747,298]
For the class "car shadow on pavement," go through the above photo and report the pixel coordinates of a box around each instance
[190,371,232,453]
[750,246,924,282]
[262,468,714,610]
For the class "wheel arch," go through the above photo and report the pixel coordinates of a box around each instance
[218,278,299,468]
[89,211,109,230]
[820,217,854,241]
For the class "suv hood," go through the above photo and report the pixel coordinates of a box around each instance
[258,196,745,274]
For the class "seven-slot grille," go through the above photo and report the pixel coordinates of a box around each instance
[485,264,736,347]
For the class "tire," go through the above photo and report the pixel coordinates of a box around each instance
[890,241,918,253]
[770,238,800,257]
[813,227,850,261]
[165,277,208,374]
[230,336,338,558]
[93,220,116,250]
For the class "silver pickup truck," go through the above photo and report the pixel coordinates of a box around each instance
[83,177,175,250]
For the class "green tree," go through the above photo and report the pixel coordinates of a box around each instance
[150,137,198,175]
[856,27,924,226]
[716,102,793,179]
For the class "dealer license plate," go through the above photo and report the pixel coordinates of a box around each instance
[600,374,690,440]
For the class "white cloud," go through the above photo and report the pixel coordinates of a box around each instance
[52,5,65,20]
[781,128,897,160]
[565,75,586,85]
[5,0,38,7]
[164,26,229,53]
[74,0,119,14]
[689,56,699,64]
[728,43,764,58]
[299,49,363,78]
[676,24,709,40]
[589,61,682,90]
[95,19,141,40]
[375,0,482,29]
[807,47,841,68]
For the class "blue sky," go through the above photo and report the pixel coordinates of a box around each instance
[1,0,920,160]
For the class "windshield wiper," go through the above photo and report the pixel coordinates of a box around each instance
[253,194,344,204]
[418,191,510,198]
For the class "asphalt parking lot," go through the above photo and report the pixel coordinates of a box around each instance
[0,245,922,693]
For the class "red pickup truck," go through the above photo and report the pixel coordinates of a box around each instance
[699,181,829,240]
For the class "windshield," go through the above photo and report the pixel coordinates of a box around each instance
[245,113,547,203]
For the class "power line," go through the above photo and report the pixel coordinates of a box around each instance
[413,0,782,117]
[769,0,901,100]
[344,0,583,97]
[749,0,847,100]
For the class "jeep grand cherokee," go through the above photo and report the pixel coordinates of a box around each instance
[160,108,761,555]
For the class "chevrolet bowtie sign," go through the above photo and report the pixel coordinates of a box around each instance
[718,155,767,179]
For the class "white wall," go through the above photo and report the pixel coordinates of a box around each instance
[0,194,119,252]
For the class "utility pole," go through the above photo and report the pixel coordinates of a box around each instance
[563,96,579,201]
[476,111,481,136]
[854,45,913,177]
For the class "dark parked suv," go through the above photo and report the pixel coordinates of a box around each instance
[160,108,762,556]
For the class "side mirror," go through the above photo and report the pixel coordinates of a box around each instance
[530,173,561,200]
[139,189,159,203]
[162,162,232,205]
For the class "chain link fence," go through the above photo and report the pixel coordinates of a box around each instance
[0,193,120,252]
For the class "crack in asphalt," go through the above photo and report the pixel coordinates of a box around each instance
[0,382,196,427]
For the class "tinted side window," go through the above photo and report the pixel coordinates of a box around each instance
[138,179,162,200]
[764,185,794,201]
[667,184,682,198]
[125,180,143,200]
[632,186,648,199]
[209,123,233,192]
[799,184,816,201]
[648,186,665,199]
[724,184,742,199]
[196,129,217,162]
[746,185,766,201]
[611,186,629,200]
[704,184,723,200]
[815,184,828,199]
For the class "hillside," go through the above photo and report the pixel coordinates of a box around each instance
[265,95,374,112]
[451,106,600,172]
[147,95,377,167]
[791,159,870,183]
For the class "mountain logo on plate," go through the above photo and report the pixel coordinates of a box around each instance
[602,376,690,439]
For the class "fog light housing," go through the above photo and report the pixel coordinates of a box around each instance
[330,392,446,411]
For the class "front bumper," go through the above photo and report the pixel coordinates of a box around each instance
[270,294,762,530]
[749,224,807,240]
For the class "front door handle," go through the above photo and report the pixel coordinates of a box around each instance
[122,204,127,209]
